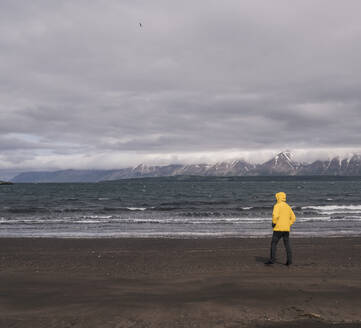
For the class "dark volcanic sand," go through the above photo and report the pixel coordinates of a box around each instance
[0,237,360,327]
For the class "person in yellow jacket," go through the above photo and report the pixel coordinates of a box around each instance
[265,192,296,266]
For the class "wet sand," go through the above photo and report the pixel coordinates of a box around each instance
[0,237,360,327]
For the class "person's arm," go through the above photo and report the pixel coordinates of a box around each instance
[272,205,279,227]
[290,207,296,225]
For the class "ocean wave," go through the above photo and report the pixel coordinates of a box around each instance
[2,205,277,215]
[1,230,361,239]
[102,206,152,212]
[6,207,50,213]
[302,205,361,211]
[158,200,232,207]
[3,206,154,215]
[243,206,273,211]
[0,231,271,238]
[301,205,361,216]
[181,211,238,217]
[126,207,148,211]
[0,216,269,225]
[2,215,361,226]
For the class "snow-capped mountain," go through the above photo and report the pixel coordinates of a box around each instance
[203,160,256,176]
[298,154,361,175]
[11,152,361,182]
[254,151,299,175]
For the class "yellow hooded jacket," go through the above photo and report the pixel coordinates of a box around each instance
[272,192,296,231]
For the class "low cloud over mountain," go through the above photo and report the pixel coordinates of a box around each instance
[12,152,361,182]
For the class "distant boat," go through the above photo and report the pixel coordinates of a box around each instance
[0,181,13,185]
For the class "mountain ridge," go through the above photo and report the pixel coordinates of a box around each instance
[11,152,361,183]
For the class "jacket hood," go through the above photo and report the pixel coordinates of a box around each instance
[275,192,286,202]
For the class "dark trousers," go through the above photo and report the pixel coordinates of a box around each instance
[270,231,292,263]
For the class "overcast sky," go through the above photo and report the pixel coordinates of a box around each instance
[1,0,361,173]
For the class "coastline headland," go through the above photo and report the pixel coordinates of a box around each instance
[0,180,13,185]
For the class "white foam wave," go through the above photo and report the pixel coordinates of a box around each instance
[0,216,268,225]
[4,215,361,226]
[302,205,361,211]
[302,205,361,215]
[298,217,331,222]
[1,230,361,239]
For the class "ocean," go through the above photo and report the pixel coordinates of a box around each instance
[1,176,361,238]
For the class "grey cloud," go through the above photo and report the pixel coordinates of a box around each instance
[0,0,361,169]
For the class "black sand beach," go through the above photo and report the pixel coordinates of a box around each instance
[0,237,360,327]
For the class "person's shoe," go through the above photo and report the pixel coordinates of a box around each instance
[264,260,274,265]
[286,261,292,266]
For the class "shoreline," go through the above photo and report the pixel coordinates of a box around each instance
[0,237,360,327]
[1,233,361,239]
